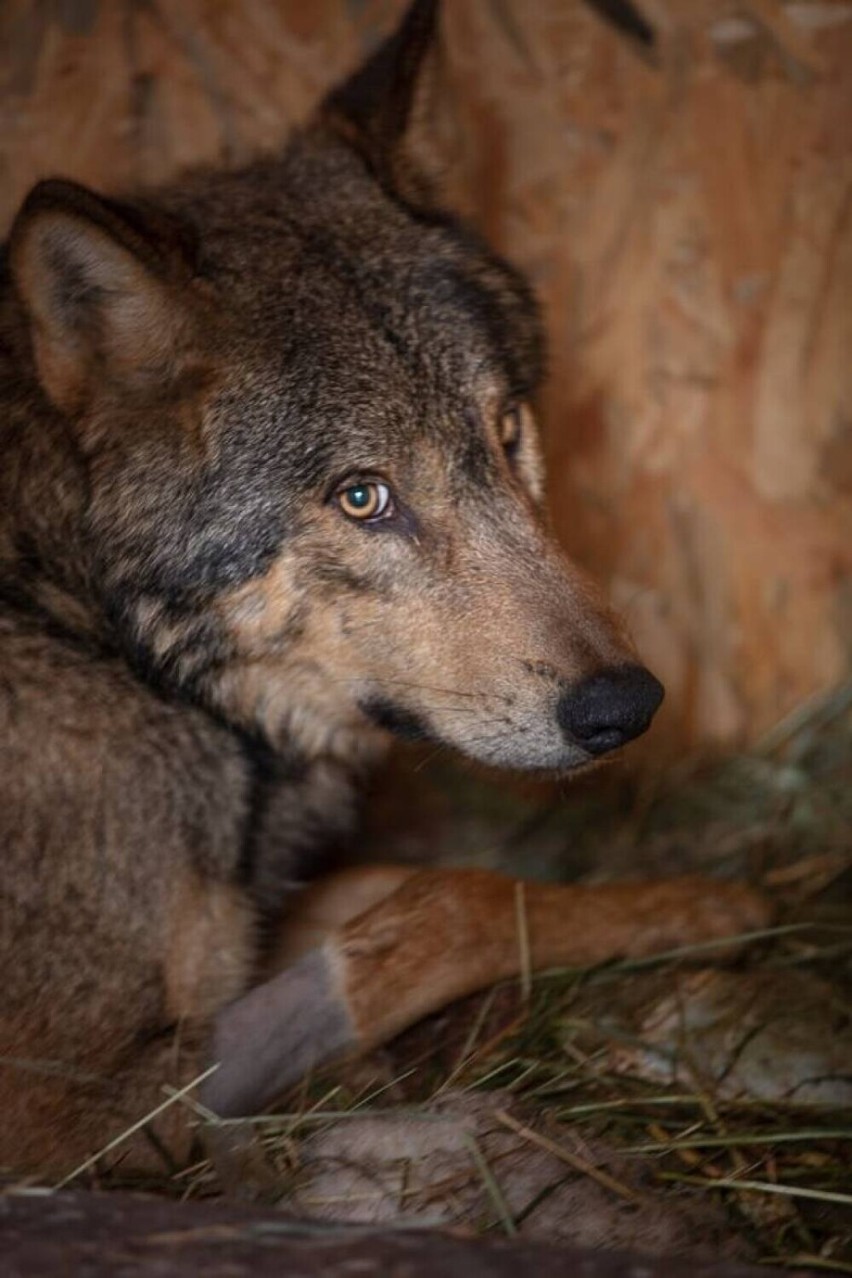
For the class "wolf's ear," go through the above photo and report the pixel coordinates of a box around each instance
[322,0,440,195]
[9,178,201,414]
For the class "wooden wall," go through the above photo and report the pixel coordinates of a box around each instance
[1,0,850,749]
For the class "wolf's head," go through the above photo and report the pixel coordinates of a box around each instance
[7,0,662,772]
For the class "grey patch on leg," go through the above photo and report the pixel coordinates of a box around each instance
[203,946,354,1118]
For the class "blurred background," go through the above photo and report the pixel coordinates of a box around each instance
[1,0,850,756]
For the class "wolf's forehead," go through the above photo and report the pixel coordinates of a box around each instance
[251,244,511,377]
[206,202,532,384]
[255,257,528,466]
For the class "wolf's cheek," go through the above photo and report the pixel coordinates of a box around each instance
[338,522,661,773]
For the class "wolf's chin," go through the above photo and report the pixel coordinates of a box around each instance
[438,730,590,774]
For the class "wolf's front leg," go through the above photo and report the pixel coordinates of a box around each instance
[202,866,768,1122]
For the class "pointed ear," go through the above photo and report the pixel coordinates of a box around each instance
[9,179,201,414]
[322,0,440,195]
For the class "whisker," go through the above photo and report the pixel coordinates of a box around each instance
[334,674,509,705]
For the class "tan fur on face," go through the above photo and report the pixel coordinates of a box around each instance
[218,555,302,657]
[213,550,383,759]
[206,408,636,772]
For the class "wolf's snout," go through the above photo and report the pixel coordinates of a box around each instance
[557,666,664,756]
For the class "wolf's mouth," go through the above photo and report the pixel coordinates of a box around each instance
[359,695,434,743]
[358,665,663,768]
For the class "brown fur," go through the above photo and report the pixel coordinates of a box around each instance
[0,0,764,1179]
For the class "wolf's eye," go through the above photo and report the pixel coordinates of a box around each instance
[499,405,523,458]
[337,481,392,522]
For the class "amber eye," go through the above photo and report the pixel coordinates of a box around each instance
[499,405,523,457]
[337,480,392,522]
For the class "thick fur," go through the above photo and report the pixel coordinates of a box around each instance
[0,1,663,1174]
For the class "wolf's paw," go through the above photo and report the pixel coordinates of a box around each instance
[626,877,772,960]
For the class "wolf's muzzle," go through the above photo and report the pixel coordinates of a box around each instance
[557,665,664,756]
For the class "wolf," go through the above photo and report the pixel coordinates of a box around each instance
[0,0,766,1178]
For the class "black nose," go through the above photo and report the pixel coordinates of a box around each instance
[557,665,664,756]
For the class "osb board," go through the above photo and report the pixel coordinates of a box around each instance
[0,0,850,749]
